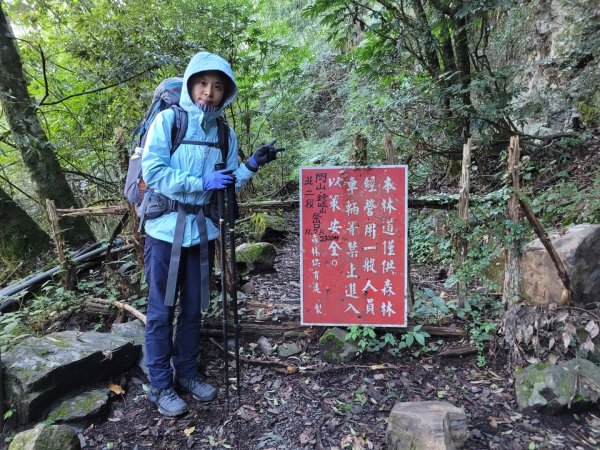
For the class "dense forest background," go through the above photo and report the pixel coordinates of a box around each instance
[0,0,599,347]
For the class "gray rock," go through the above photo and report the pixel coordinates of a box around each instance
[521,224,600,306]
[8,423,81,450]
[240,280,256,294]
[277,342,301,358]
[515,358,600,412]
[47,388,109,423]
[236,242,277,275]
[257,336,274,356]
[250,212,288,243]
[386,401,468,450]
[111,320,147,377]
[318,327,359,364]
[2,330,141,424]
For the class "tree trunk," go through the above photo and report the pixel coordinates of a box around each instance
[0,5,94,247]
[453,16,472,138]
[351,134,368,165]
[0,186,50,263]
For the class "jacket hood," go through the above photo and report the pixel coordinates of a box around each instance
[180,52,238,116]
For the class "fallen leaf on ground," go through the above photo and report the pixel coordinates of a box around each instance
[108,382,125,395]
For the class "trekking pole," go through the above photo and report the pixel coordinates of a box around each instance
[215,162,230,410]
[226,181,241,402]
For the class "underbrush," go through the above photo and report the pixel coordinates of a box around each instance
[0,270,139,353]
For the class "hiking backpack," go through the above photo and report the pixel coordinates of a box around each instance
[124,77,239,228]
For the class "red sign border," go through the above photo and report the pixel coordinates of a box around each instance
[299,165,409,328]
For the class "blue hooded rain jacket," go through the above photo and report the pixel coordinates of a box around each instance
[141,52,254,246]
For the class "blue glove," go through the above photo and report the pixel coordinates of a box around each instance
[246,140,285,171]
[203,169,234,191]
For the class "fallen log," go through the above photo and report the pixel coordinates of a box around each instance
[239,200,299,213]
[49,194,498,219]
[437,345,477,357]
[0,241,132,312]
[203,318,306,339]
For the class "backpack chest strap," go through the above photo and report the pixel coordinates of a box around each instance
[178,140,220,148]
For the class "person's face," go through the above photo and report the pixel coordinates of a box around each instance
[190,71,225,107]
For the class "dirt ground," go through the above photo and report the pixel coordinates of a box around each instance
[3,212,600,450]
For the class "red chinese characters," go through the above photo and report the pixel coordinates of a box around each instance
[300,166,408,327]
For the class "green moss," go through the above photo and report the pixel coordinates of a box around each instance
[319,330,345,352]
[250,212,287,241]
[579,92,600,127]
[49,390,107,421]
[237,243,276,263]
[319,329,346,364]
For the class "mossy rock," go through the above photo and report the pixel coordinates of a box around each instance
[250,212,288,243]
[9,423,81,450]
[48,388,109,423]
[318,327,359,364]
[514,358,600,413]
[236,242,277,276]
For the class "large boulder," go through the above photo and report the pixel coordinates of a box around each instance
[250,212,288,243]
[521,224,600,306]
[2,330,141,424]
[236,242,277,275]
[8,423,80,450]
[515,358,600,413]
[386,401,468,450]
[111,320,147,377]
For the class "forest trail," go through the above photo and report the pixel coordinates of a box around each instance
[40,212,599,450]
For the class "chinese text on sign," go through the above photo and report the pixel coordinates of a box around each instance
[300,166,408,327]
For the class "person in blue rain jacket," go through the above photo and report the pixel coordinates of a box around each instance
[141,51,281,417]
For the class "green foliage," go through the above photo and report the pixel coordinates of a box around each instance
[578,91,600,128]
[346,325,379,353]
[345,323,441,357]
[530,175,600,227]
[3,409,14,421]
[457,293,502,367]
[409,211,453,266]
[0,284,81,351]
[412,288,454,326]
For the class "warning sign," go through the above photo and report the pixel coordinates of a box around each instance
[300,166,408,327]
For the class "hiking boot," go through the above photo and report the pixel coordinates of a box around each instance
[176,376,217,402]
[147,386,189,417]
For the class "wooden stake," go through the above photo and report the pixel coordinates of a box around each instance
[502,136,522,306]
[351,134,368,165]
[457,139,472,307]
[383,134,394,164]
[46,199,74,290]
